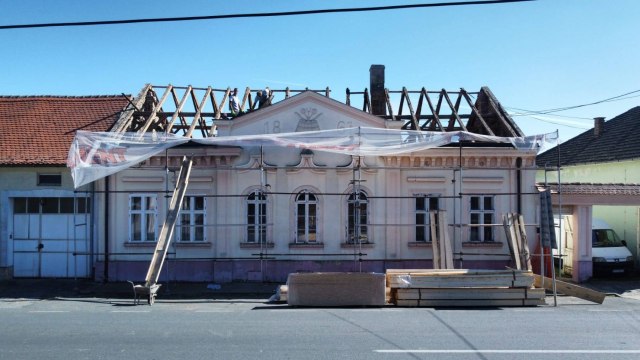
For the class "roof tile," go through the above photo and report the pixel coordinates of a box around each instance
[0,96,129,166]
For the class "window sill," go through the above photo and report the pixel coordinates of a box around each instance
[124,242,157,248]
[240,242,275,249]
[462,241,503,248]
[341,243,375,249]
[408,241,432,248]
[289,243,324,249]
[176,241,212,248]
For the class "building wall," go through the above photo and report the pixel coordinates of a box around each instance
[101,147,538,283]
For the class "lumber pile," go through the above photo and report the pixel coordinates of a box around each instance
[386,269,545,307]
[287,272,386,307]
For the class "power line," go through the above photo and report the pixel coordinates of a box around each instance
[0,0,535,30]
[510,89,640,117]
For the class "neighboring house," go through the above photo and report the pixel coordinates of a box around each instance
[536,107,640,281]
[86,66,542,283]
[0,95,130,279]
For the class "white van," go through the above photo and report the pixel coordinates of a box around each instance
[591,219,634,275]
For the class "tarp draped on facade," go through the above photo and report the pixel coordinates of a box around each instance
[67,127,558,189]
[67,130,190,188]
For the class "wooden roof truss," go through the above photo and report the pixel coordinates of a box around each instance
[112,84,522,138]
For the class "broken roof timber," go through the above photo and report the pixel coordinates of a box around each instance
[112,84,523,138]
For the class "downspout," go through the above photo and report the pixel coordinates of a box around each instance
[104,176,110,282]
[516,157,522,214]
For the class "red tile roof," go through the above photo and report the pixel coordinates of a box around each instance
[0,95,130,166]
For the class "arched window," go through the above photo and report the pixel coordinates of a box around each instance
[295,191,317,243]
[247,190,267,243]
[347,191,368,243]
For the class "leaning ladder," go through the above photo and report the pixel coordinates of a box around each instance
[130,156,193,304]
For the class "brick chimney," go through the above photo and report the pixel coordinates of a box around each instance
[593,117,605,137]
[369,65,386,116]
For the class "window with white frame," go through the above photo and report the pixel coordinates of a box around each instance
[246,191,267,243]
[178,196,206,242]
[415,195,439,242]
[347,190,368,243]
[295,191,317,243]
[470,195,495,242]
[129,194,157,242]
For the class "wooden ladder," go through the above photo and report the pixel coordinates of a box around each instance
[145,156,193,288]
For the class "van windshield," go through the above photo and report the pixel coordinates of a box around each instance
[592,229,624,247]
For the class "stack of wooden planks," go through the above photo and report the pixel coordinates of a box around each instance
[386,269,546,307]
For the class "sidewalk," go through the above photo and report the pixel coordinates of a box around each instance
[581,276,640,300]
[0,279,280,300]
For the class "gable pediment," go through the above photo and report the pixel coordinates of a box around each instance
[218,91,386,136]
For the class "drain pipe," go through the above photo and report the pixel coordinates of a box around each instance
[104,176,110,282]
[516,157,522,214]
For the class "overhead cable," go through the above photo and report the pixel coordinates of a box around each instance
[510,89,640,117]
[0,0,535,30]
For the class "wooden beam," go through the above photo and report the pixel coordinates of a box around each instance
[533,274,605,304]
[384,88,396,122]
[442,90,466,131]
[112,84,152,133]
[504,213,522,270]
[137,85,173,135]
[479,87,519,137]
[403,87,419,130]
[185,87,212,138]
[167,86,193,135]
[461,88,494,136]
[420,88,444,132]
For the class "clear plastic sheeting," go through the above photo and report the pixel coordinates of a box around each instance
[193,127,558,156]
[67,127,558,188]
[67,131,189,188]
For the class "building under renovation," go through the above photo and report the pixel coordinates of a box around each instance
[1,66,554,283]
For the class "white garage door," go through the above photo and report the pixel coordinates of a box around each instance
[12,197,91,278]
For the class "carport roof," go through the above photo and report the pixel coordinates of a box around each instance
[540,182,640,206]
[0,95,130,166]
[542,182,640,196]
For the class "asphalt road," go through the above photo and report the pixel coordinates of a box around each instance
[0,294,639,360]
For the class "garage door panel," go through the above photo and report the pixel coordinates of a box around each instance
[41,253,67,278]
[41,239,69,252]
[13,239,39,252]
[13,197,91,278]
[13,215,30,239]
[41,215,69,239]
[13,254,38,277]
[28,215,40,239]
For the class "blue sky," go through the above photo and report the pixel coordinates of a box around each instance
[1,0,639,141]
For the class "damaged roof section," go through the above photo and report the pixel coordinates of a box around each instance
[0,95,130,166]
[112,84,523,138]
